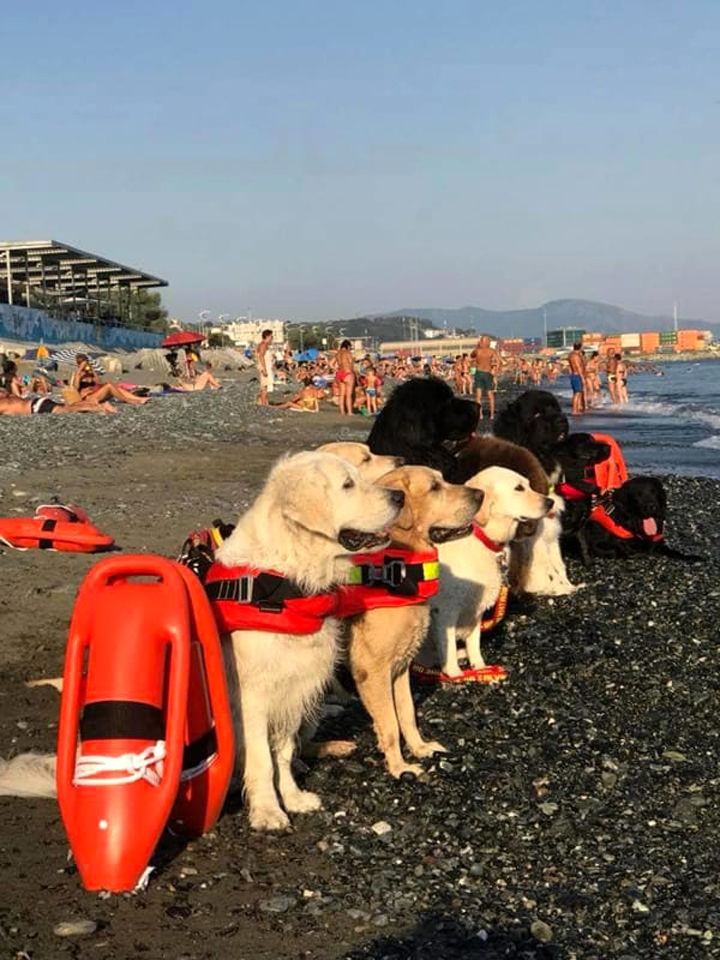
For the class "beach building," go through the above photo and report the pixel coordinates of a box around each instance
[0,239,168,348]
[223,318,286,347]
[547,327,586,349]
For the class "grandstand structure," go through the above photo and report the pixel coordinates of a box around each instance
[0,239,167,325]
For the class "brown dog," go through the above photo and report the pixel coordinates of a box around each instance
[348,466,484,777]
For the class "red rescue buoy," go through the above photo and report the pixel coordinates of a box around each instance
[169,564,235,836]
[56,555,191,892]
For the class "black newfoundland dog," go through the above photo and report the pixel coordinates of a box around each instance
[493,389,569,478]
[367,377,479,477]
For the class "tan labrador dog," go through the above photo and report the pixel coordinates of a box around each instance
[348,466,484,777]
[318,441,402,481]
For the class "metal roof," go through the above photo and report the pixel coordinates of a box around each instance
[0,239,168,298]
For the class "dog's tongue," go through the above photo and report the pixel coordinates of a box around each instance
[642,517,658,536]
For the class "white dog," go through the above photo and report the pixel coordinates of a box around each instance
[510,492,584,596]
[217,451,401,830]
[424,466,552,677]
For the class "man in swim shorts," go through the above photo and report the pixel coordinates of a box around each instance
[568,342,586,415]
[256,329,274,406]
[470,335,500,420]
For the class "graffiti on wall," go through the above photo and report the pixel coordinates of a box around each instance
[0,305,162,349]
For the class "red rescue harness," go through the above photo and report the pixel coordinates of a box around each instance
[204,562,339,634]
[204,547,441,633]
[336,547,439,618]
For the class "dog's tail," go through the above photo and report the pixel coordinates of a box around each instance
[0,752,57,798]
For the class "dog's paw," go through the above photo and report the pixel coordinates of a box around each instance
[283,790,323,814]
[389,761,424,779]
[409,739,448,759]
[249,805,291,831]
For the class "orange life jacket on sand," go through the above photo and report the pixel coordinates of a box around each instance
[0,503,114,552]
[589,433,628,493]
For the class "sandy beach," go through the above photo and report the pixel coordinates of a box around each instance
[1,377,718,960]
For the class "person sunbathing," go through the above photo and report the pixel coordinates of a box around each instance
[271,378,324,412]
[0,396,117,416]
[71,354,148,405]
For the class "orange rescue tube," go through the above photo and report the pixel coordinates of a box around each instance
[170,564,235,836]
[56,555,191,892]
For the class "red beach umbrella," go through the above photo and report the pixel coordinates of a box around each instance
[161,331,206,348]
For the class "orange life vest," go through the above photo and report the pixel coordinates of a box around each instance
[589,433,628,493]
[204,562,339,635]
[336,547,440,617]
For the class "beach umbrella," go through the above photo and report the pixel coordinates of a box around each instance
[51,348,106,375]
[161,331,205,348]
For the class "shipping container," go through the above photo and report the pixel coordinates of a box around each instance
[640,332,660,353]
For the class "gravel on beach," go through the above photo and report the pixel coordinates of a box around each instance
[0,379,718,960]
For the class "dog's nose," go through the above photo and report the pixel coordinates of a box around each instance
[544,497,554,512]
[389,489,405,506]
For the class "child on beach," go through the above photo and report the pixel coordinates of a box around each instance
[364,366,379,414]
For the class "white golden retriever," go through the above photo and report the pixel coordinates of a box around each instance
[218,451,402,830]
[423,466,552,676]
[0,451,403,832]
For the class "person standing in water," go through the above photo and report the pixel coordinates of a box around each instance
[568,342,586,415]
[256,329,274,406]
[470,335,500,421]
[605,347,618,403]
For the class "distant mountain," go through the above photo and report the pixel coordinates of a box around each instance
[375,299,720,340]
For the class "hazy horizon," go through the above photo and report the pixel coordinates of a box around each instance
[3,1,720,323]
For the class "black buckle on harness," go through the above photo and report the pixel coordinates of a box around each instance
[363,558,406,588]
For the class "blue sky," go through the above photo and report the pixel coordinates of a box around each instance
[2,1,720,321]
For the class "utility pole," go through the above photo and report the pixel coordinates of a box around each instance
[673,301,678,332]
[543,305,547,346]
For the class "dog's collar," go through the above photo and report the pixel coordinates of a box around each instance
[471,522,505,553]
[588,497,664,543]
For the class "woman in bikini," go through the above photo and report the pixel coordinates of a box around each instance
[335,340,355,416]
[71,354,148,405]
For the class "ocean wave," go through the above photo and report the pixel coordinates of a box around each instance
[618,399,720,431]
[693,435,720,449]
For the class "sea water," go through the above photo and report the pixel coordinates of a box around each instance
[552,358,720,479]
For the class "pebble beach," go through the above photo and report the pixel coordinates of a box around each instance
[1,376,719,960]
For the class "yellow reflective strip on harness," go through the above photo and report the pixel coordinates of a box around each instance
[210,526,225,549]
[422,560,440,581]
[347,566,363,585]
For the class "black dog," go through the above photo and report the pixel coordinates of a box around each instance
[367,377,479,477]
[493,390,569,478]
[553,433,612,534]
[579,476,703,562]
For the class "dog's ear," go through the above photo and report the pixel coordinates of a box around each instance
[379,472,415,530]
[278,466,334,537]
[473,485,492,526]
